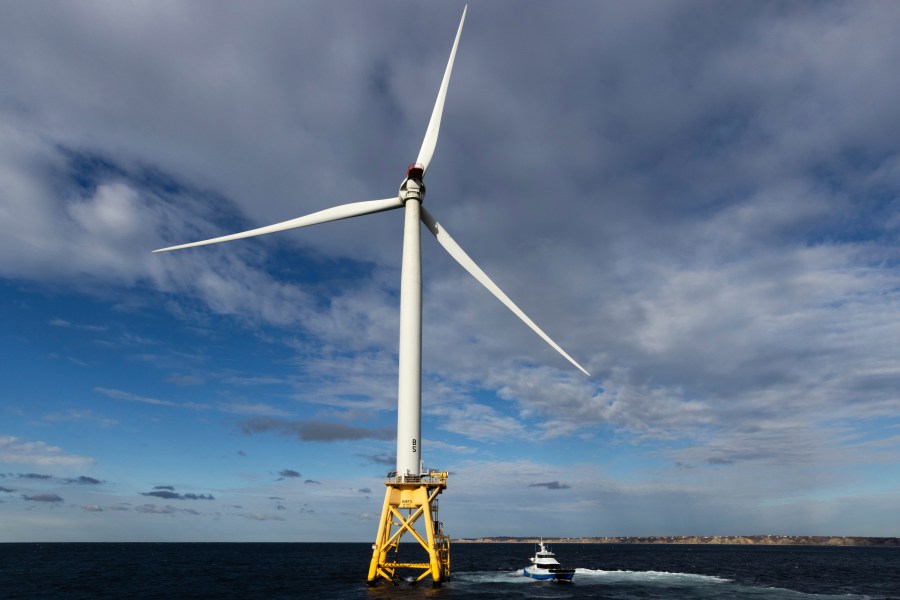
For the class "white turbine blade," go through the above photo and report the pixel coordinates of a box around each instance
[415,5,467,173]
[154,197,403,253]
[421,207,590,376]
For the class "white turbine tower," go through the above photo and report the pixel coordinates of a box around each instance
[154,6,588,585]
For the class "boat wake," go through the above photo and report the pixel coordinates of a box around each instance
[575,567,730,585]
[452,571,536,584]
[450,569,866,599]
[451,568,728,585]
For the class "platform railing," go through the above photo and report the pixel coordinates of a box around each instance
[384,470,448,486]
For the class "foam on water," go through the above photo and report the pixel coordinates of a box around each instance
[575,567,731,585]
[453,570,535,584]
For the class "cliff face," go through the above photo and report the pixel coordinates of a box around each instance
[454,535,900,546]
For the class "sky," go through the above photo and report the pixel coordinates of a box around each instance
[1,0,899,542]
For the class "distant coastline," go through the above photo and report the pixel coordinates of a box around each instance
[453,535,900,546]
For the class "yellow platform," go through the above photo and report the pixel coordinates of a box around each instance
[366,471,450,587]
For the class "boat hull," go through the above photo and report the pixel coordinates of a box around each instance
[522,567,575,581]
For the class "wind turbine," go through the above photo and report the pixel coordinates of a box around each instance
[155,5,588,585]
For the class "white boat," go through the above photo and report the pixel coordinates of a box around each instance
[522,541,575,582]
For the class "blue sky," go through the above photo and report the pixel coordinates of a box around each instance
[2,1,899,541]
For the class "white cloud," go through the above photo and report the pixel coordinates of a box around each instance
[94,386,210,410]
[0,435,94,467]
[243,512,285,522]
[429,401,526,442]
[41,409,118,428]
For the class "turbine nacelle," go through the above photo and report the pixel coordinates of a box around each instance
[400,163,426,204]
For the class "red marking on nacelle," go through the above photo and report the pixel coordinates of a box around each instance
[407,163,425,180]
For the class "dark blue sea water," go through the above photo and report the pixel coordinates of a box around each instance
[2,543,898,599]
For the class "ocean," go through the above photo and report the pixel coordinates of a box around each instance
[2,542,898,599]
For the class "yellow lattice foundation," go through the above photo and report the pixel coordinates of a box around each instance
[366,471,450,587]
